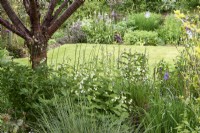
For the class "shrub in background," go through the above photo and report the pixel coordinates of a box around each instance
[57,21,87,44]
[127,12,163,31]
[158,14,182,45]
[115,20,131,39]
[51,29,65,40]
[177,0,200,10]
[108,0,134,14]
[82,13,114,44]
[124,30,160,46]
[7,45,27,58]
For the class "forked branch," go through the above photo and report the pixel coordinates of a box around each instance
[42,0,58,27]
[0,0,30,36]
[48,0,84,36]
[0,17,27,39]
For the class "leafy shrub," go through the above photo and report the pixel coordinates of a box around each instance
[158,0,177,12]
[0,46,150,123]
[177,0,200,10]
[81,13,114,44]
[7,45,27,58]
[57,21,87,44]
[0,64,67,120]
[124,30,160,46]
[115,20,130,38]
[68,21,87,43]
[0,48,11,64]
[131,0,198,13]
[68,65,130,117]
[108,0,134,14]
[127,12,163,31]
[48,39,57,45]
[158,15,182,45]
[51,29,65,39]
[118,51,149,82]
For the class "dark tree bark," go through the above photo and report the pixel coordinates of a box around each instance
[0,0,85,69]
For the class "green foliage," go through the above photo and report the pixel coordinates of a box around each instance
[51,29,65,40]
[109,0,134,14]
[0,48,11,64]
[0,64,65,120]
[81,13,114,44]
[124,30,160,46]
[7,45,27,58]
[115,20,131,37]
[176,97,200,132]
[127,12,163,31]
[174,47,200,97]
[140,97,185,133]
[34,94,131,133]
[0,47,150,125]
[158,15,182,45]
[178,0,200,10]
[131,0,199,13]
[48,39,57,45]
[118,51,149,81]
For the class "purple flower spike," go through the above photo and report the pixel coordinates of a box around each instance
[164,72,169,80]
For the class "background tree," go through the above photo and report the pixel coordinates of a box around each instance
[0,0,85,69]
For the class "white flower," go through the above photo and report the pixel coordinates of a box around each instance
[88,88,92,92]
[186,29,193,39]
[129,99,133,104]
[94,87,97,91]
[80,90,85,93]
[145,11,151,18]
[79,84,83,89]
[122,95,127,100]
[75,90,79,95]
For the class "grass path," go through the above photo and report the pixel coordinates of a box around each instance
[14,44,183,69]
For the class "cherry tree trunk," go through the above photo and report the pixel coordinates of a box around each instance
[30,43,47,69]
[26,37,48,69]
[0,0,85,69]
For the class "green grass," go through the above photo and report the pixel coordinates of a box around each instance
[14,44,183,69]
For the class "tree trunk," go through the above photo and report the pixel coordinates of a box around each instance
[27,41,48,69]
[0,0,85,69]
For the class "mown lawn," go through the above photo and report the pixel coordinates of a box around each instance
[14,44,183,69]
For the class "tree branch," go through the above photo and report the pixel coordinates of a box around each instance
[42,0,58,27]
[48,0,84,37]
[0,17,27,39]
[0,0,31,36]
[29,0,41,34]
[23,0,31,16]
[50,0,69,25]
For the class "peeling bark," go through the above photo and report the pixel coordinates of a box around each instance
[27,40,48,69]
